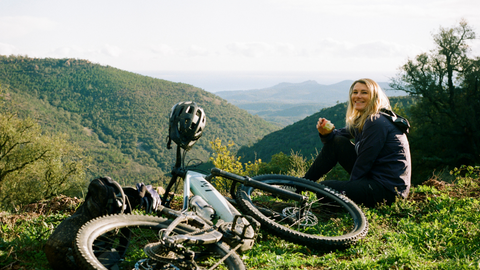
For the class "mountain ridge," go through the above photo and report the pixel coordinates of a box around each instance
[216,79,403,104]
[216,80,406,126]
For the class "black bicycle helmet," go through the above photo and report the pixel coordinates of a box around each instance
[168,101,206,150]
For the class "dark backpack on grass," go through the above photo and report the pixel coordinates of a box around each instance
[44,177,159,270]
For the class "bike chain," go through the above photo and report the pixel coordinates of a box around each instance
[144,220,231,269]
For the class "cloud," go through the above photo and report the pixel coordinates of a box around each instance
[47,44,123,61]
[102,44,122,57]
[224,42,303,58]
[149,44,210,58]
[271,0,477,20]
[315,38,349,54]
[184,45,209,57]
[0,16,57,39]
[221,39,420,62]
[275,43,298,56]
[49,46,92,59]
[351,40,420,58]
[150,44,175,56]
[308,38,422,59]
[226,42,274,58]
[0,43,17,55]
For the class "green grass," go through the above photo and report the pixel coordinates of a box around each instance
[1,175,479,270]
[0,212,70,270]
[241,179,480,270]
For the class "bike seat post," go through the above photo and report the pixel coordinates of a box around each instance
[161,146,185,207]
[182,170,191,212]
[174,145,182,168]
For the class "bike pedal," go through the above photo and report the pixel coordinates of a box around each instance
[232,215,260,239]
[219,215,260,253]
[243,215,261,234]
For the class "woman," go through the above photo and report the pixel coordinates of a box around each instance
[304,78,411,207]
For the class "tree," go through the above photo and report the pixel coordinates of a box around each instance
[209,138,249,193]
[390,19,480,182]
[0,112,88,209]
[209,138,314,182]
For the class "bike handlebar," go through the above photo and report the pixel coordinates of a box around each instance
[210,168,308,203]
[210,168,245,182]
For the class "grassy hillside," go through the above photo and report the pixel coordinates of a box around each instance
[1,169,478,269]
[0,55,279,186]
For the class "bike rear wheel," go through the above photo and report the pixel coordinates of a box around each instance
[236,175,368,250]
[74,213,245,270]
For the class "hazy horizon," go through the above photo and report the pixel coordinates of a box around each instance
[137,70,396,93]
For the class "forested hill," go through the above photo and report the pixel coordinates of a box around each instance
[0,55,278,185]
[237,96,416,163]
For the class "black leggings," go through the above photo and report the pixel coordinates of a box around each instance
[304,135,397,207]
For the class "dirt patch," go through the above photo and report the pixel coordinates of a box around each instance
[82,126,93,136]
[422,178,452,190]
[21,194,82,215]
[1,195,83,226]
[407,191,427,203]
[410,176,480,202]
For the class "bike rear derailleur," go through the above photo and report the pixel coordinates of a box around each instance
[143,240,197,269]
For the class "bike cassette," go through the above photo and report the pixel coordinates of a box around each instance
[135,258,182,270]
[143,241,197,269]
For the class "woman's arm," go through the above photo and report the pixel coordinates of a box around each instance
[320,127,353,144]
[349,116,389,181]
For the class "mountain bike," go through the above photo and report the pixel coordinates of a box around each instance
[73,102,368,269]
[74,145,368,269]
[74,145,258,270]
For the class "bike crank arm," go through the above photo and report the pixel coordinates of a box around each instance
[158,205,213,228]
[167,229,223,245]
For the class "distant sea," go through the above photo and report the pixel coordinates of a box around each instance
[136,70,396,93]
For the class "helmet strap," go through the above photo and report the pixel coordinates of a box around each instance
[167,136,172,149]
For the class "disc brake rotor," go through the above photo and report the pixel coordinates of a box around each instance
[282,207,318,227]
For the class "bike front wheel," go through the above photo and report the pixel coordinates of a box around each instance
[74,213,245,270]
[236,175,368,250]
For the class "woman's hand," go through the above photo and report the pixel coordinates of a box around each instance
[316,118,335,136]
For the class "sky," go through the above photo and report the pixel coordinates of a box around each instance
[1,0,479,92]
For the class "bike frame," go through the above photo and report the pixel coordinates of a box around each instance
[154,144,312,258]
[161,146,240,223]
[161,146,307,220]
[183,170,240,222]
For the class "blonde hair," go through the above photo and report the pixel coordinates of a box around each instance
[346,78,391,132]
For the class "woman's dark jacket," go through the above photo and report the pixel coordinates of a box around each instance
[321,110,411,198]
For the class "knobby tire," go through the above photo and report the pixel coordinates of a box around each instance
[74,213,245,270]
[236,175,368,250]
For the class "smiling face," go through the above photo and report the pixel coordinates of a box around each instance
[351,82,371,112]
